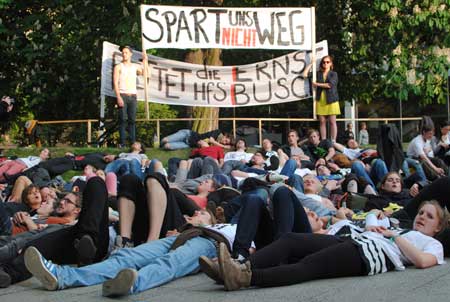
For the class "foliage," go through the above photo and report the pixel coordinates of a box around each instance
[342,0,450,104]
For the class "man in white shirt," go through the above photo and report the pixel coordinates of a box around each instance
[113,46,147,147]
[407,125,446,178]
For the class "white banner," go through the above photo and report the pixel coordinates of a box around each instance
[100,40,327,108]
[140,5,313,50]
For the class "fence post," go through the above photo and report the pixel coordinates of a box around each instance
[156,119,160,142]
[258,119,262,146]
[87,120,92,145]
[232,118,236,138]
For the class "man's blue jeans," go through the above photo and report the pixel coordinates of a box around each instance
[118,94,137,146]
[51,235,216,294]
[351,159,388,190]
[162,129,192,150]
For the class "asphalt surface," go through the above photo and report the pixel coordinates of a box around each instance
[1,261,449,302]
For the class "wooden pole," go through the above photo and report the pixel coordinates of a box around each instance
[311,7,317,120]
[87,120,92,144]
[140,5,150,120]
[258,119,262,146]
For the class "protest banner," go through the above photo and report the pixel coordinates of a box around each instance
[100,40,327,108]
[140,5,313,50]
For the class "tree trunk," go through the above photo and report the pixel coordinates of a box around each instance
[183,0,223,133]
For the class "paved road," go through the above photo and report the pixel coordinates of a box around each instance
[1,261,449,302]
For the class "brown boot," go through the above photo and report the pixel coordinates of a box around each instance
[199,256,223,284]
[218,242,251,291]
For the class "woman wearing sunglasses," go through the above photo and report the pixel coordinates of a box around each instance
[313,55,340,143]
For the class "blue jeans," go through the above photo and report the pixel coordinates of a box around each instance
[351,159,388,190]
[402,158,427,182]
[129,159,144,180]
[118,94,137,146]
[163,129,192,150]
[52,235,216,294]
[105,159,131,176]
[286,174,304,192]
[280,159,297,177]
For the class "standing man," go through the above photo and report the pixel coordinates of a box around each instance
[113,46,147,148]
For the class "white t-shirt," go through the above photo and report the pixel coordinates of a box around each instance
[204,224,255,249]
[224,151,253,162]
[18,156,42,168]
[118,152,148,162]
[342,147,362,160]
[407,135,434,158]
[361,230,444,270]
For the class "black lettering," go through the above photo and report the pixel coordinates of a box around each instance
[234,67,252,82]
[143,8,163,43]
[196,65,208,79]
[274,78,290,99]
[289,11,304,45]
[193,82,206,100]
[253,82,272,103]
[212,70,221,80]
[153,66,168,91]
[253,12,275,45]
[191,9,209,43]
[228,11,239,26]
[208,9,227,43]
[172,68,192,91]
[272,56,289,77]
[165,73,179,99]
[214,82,227,102]
[291,51,306,75]
[244,11,254,27]
[276,12,289,46]
[176,11,192,42]
[206,82,215,104]
[256,63,271,80]
[161,11,177,43]
[291,76,308,98]
[234,84,250,105]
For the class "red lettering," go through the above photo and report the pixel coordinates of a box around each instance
[230,84,237,105]
[222,28,231,45]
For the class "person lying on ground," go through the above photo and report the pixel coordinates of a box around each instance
[0,149,49,183]
[207,199,447,291]
[24,210,246,298]
[0,177,109,288]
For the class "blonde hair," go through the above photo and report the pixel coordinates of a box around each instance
[418,200,449,235]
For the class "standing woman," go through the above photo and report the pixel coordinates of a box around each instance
[313,56,340,142]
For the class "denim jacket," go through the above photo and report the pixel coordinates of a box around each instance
[315,71,339,103]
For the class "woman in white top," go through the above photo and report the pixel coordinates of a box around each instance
[0,148,49,182]
[214,200,447,291]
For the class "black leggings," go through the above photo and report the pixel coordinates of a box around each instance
[118,173,199,245]
[249,233,366,288]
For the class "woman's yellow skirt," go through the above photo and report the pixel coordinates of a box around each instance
[316,91,341,116]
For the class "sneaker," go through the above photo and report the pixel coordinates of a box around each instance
[199,256,223,284]
[113,235,134,251]
[0,266,11,288]
[102,268,137,297]
[74,234,97,266]
[24,247,58,290]
[218,242,252,291]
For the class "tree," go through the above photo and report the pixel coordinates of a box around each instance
[341,0,450,105]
